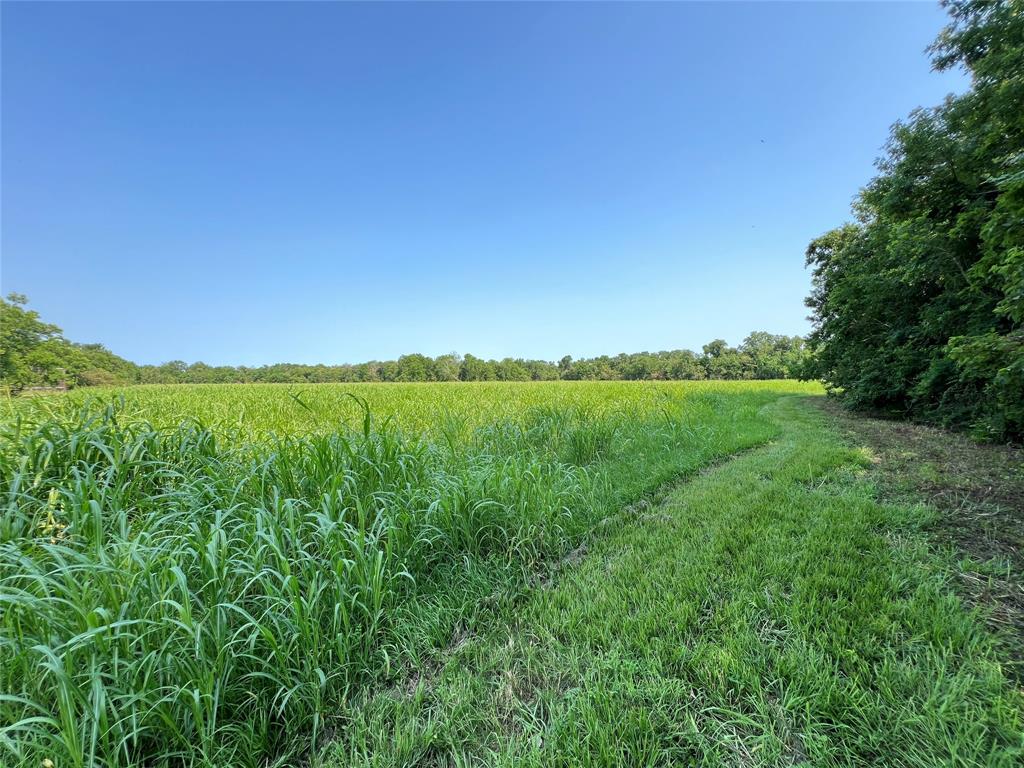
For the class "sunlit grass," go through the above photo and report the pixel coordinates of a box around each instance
[331,398,1024,767]
[0,381,815,766]
[5,380,823,440]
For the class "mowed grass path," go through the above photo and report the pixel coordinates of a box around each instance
[332,398,1023,767]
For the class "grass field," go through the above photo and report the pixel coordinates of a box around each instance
[10,381,820,439]
[1,382,1021,767]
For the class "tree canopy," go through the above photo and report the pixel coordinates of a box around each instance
[806,0,1023,440]
[0,294,139,391]
[0,294,810,390]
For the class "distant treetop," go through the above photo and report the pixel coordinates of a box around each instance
[0,294,812,391]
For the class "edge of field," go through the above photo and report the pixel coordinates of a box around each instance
[322,395,1024,767]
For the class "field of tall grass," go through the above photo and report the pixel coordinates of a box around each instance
[17,381,821,439]
[0,381,818,767]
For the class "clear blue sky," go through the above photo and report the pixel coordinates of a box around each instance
[2,1,965,366]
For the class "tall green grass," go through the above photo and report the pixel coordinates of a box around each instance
[332,397,1022,767]
[0,382,812,766]
[8,380,821,440]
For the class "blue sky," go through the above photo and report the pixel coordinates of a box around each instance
[2,1,965,366]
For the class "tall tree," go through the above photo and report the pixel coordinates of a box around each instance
[806,0,1023,439]
[0,294,65,390]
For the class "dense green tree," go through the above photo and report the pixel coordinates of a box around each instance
[666,350,705,380]
[739,332,809,379]
[432,353,462,381]
[701,340,749,380]
[494,358,529,381]
[73,343,140,385]
[395,354,434,382]
[805,0,1023,439]
[1,294,64,390]
[1,294,140,390]
[460,354,497,381]
[2,293,812,390]
[523,359,560,380]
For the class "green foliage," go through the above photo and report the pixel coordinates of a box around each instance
[805,0,1024,439]
[556,334,808,382]
[0,294,64,391]
[1,295,813,389]
[0,295,139,392]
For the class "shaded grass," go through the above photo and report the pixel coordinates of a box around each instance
[330,397,1024,767]
[817,398,1024,684]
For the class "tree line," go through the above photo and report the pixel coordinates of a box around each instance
[1,293,811,390]
[805,0,1023,440]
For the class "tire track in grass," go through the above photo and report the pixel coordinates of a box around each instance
[328,397,1023,768]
